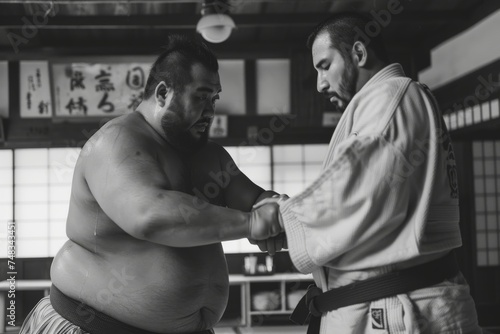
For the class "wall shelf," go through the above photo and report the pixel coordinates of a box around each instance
[226,273,313,327]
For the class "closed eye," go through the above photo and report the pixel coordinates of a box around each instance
[315,59,330,71]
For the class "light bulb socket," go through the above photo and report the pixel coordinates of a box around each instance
[201,0,232,15]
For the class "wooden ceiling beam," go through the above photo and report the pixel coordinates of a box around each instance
[0,40,421,59]
[423,0,500,50]
[0,0,332,3]
[0,12,467,29]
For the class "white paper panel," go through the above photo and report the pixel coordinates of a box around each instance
[0,150,13,168]
[273,145,303,162]
[15,148,48,167]
[217,60,246,115]
[257,59,290,115]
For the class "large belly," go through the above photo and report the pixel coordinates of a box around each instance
[51,239,229,333]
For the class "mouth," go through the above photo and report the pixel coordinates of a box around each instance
[326,93,345,110]
[192,120,210,132]
[330,97,344,108]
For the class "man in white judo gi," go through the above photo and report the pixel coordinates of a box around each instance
[256,13,482,334]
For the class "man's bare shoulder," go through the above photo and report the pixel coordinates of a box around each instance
[201,141,237,158]
[190,141,230,166]
[200,140,225,154]
[81,112,157,160]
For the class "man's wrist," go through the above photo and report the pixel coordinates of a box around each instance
[256,190,278,203]
[277,195,288,230]
[245,211,253,239]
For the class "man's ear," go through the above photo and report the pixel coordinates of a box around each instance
[154,81,173,107]
[352,41,368,67]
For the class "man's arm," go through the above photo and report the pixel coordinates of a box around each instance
[213,145,288,255]
[84,126,282,247]
[212,144,278,211]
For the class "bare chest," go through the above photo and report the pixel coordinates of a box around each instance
[158,148,227,206]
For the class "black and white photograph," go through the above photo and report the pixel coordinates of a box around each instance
[0,0,499,333]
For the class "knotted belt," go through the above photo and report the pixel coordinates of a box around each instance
[289,251,459,334]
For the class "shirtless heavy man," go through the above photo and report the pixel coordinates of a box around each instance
[20,35,283,334]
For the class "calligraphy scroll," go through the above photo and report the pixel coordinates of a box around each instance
[52,63,150,117]
[19,61,52,118]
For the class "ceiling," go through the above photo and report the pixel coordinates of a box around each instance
[0,0,498,61]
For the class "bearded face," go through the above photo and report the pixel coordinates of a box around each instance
[335,52,359,111]
[312,32,360,112]
[158,63,220,153]
[161,92,212,153]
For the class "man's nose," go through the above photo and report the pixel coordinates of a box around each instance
[317,75,329,93]
[203,101,215,117]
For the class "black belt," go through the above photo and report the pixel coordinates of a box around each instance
[50,284,214,334]
[290,251,459,334]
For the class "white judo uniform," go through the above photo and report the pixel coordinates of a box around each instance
[281,64,482,333]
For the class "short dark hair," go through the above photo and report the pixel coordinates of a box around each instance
[144,34,219,99]
[306,12,388,63]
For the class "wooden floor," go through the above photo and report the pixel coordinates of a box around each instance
[224,326,307,334]
[3,326,308,334]
[6,326,500,334]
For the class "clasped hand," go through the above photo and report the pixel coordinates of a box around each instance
[248,195,289,256]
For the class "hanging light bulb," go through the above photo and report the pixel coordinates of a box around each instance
[196,0,235,43]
